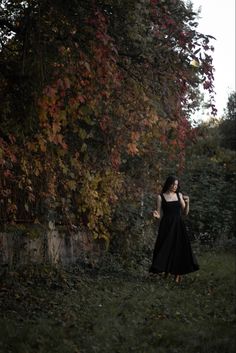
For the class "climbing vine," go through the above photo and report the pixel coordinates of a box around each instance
[0,0,216,244]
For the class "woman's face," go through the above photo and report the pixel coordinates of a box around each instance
[169,180,178,193]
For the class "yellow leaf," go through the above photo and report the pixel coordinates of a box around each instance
[190,59,200,68]
[67,180,77,191]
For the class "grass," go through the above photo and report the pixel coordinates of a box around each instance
[0,247,235,353]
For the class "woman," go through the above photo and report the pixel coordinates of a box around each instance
[149,175,199,283]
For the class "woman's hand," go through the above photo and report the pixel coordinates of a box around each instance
[153,210,160,219]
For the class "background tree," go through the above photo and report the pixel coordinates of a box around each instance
[219,91,236,150]
[180,117,236,245]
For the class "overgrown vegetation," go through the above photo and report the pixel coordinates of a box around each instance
[0,0,216,244]
[181,115,236,245]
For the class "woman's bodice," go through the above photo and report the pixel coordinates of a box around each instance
[160,193,181,217]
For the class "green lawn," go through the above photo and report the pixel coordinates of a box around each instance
[0,248,235,353]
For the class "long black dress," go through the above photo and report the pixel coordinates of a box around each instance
[149,193,199,275]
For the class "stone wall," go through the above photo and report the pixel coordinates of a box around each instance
[0,224,104,268]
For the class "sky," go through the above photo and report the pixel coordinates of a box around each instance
[190,0,235,120]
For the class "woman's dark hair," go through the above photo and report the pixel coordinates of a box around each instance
[161,175,180,193]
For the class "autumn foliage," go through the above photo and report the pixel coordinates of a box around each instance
[0,0,216,243]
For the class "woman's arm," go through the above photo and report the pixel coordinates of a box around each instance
[153,194,162,219]
[179,192,190,216]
